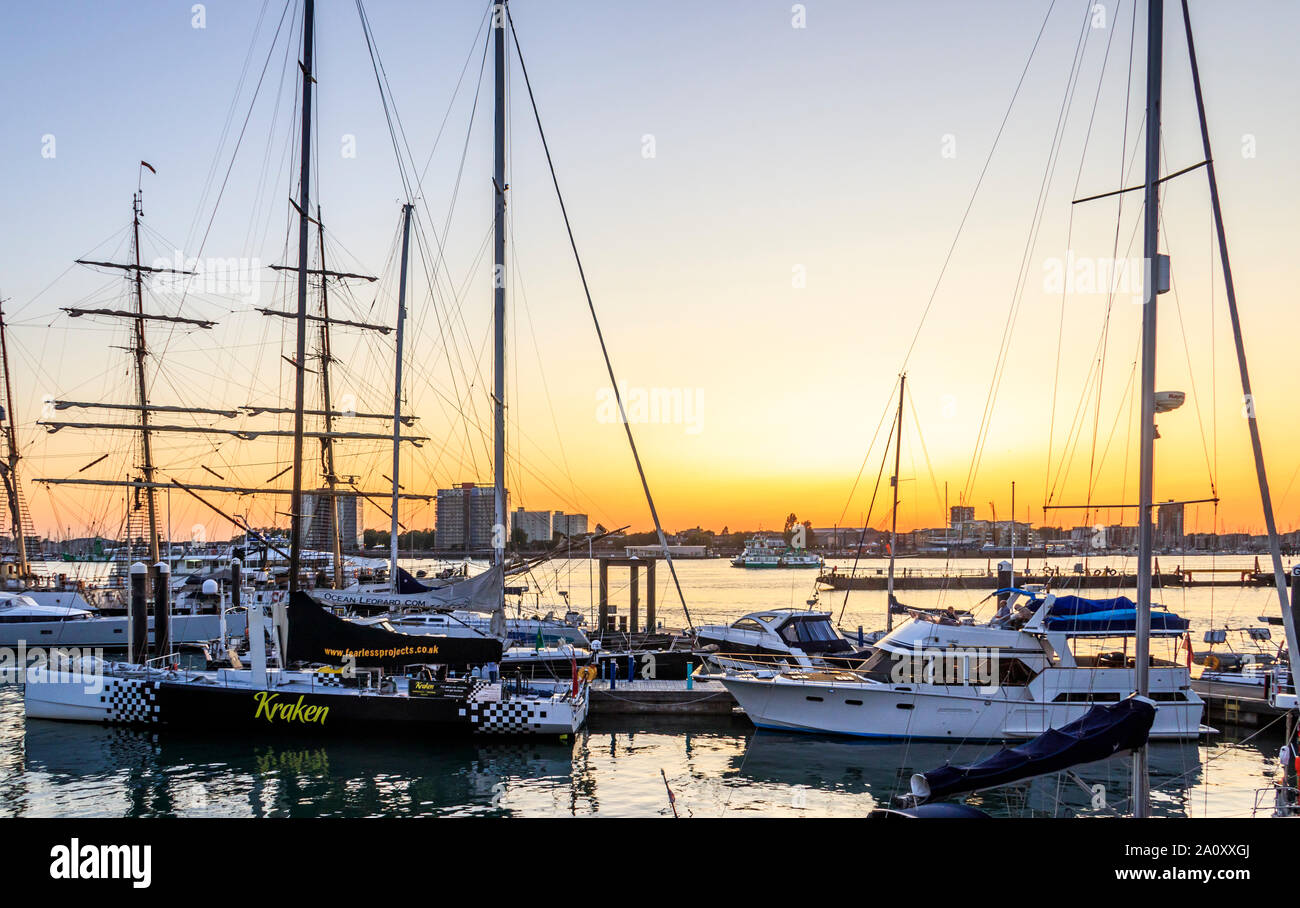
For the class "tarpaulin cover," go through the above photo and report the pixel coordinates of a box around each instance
[285,591,503,668]
[910,696,1156,803]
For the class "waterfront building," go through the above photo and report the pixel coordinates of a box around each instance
[512,507,553,544]
[435,483,504,551]
[301,489,362,552]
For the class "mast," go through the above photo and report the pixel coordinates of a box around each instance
[0,301,28,576]
[886,374,904,632]
[1009,480,1015,589]
[390,203,413,590]
[1179,0,1300,691]
[492,2,508,598]
[316,208,345,589]
[288,0,315,594]
[1132,0,1164,819]
[130,187,160,566]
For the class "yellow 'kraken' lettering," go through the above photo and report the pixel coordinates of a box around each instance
[252,691,329,725]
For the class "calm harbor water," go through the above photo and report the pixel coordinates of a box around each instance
[2,554,1290,817]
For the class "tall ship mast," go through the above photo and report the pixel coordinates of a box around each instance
[0,300,30,577]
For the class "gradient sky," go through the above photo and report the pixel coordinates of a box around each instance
[1,0,1298,544]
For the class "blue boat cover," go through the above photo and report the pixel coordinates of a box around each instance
[911,696,1156,803]
[1044,595,1137,615]
[395,567,434,594]
[1042,607,1188,634]
[1024,594,1189,635]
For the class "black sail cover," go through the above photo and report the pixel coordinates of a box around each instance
[910,696,1157,803]
[285,592,503,669]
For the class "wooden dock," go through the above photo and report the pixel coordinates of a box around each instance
[588,678,737,716]
[1193,678,1287,728]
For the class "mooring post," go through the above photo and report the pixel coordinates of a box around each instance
[996,560,1012,609]
[598,558,609,633]
[129,562,148,665]
[647,558,656,631]
[152,561,171,660]
[629,563,640,634]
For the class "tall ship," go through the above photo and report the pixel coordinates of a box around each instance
[23,0,591,739]
[730,536,822,569]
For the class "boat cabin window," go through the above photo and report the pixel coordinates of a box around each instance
[778,617,837,646]
[859,649,1035,686]
[730,618,766,632]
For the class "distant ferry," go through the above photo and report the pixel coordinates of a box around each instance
[730,537,823,569]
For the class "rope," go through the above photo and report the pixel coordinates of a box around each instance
[505,5,692,628]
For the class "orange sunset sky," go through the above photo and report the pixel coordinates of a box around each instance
[1,1,1297,543]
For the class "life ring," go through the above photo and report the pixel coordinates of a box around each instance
[1203,654,1220,670]
[271,590,284,603]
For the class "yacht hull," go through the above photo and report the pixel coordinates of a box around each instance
[721,673,1204,741]
[24,668,588,737]
[0,613,247,650]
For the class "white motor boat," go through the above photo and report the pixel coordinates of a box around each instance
[693,608,870,672]
[0,588,247,651]
[717,590,1208,741]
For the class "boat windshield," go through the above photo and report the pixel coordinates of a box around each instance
[779,617,838,645]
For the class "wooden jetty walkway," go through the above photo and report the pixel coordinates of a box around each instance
[588,678,737,716]
[1193,678,1288,728]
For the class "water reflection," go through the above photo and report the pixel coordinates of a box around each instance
[0,682,1282,818]
[732,730,1212,817]
[19,718,578,818]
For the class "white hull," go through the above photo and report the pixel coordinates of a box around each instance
[15,589,98,612]
[0,612,248,649]
[721,668,1204,741]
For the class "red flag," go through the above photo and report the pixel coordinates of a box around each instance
[140,160,156,174]
[1183,633,1193,670]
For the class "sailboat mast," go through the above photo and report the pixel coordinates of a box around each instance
[130,190,160,566]
[316,208,345,589]
[1179,0,1300,689]
[492,3,508,591]
[390,203,413,589]
[1009,481,1015,589]
[288,0,315,594]
[1133,0,1164,819]
[886,374,904,632]
[0,301,28,576]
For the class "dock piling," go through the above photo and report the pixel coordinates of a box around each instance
[129,562,147,665]
[152,561,170,659]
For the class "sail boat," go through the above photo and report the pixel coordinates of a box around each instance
[23,0,588,737]
[0,300,99,615]
[717,0,1280,754]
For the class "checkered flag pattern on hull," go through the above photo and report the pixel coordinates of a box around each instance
[468,700,547,735]
[101,679,161,725]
